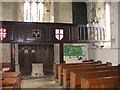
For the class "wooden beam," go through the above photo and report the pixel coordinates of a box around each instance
[10,43,15,71]
[60,43,64,63]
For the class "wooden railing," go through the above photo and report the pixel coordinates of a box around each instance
[78,25,105,42]
[1,21,107,43]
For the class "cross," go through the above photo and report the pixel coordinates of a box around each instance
[56,29,63,40]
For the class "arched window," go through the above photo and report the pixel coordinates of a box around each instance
[24,0,44,22]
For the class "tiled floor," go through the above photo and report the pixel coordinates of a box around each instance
[22,75,63,89]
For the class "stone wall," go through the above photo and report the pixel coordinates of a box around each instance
[0,2,73,23]
[119,1,120,64]
[1,2,18,21]
[0,2,24,21]
[54,2,72,23]
[88,2,119,66]
[0,2,2,21]
[54,44,60,64]
[16,2,24,21]
[0,43,19,71]
[15,44,19,72]
[87,2,105,26]
[0,43,11,63]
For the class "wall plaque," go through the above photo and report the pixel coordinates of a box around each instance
[32,30,41,38]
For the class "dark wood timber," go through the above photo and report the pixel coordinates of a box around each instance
[0,21,106,75]
[60,43,64,63]
[70,66,120,88]
[10,43,15,72]
[1,21,106,43]
[18,44,54,75]
[81,75,120,88]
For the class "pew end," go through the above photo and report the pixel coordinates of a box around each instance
[81,75,120,88]
[0,62,11,72]
[96,60,102,64]
[106,62,112,66]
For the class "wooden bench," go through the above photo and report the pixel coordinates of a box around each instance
[54,63,64,80]
[1,86,14,90]
[1,78,18,89]
[0,72,23,89]
[58,61,103,85]
[0,62,11,72]
[54,60,99,80]
[70,66,120,88]
[82,59,94,62]
[1,62,11,68]
[63,63,112,88]
[81,76,120,88]
[2,72,22,88]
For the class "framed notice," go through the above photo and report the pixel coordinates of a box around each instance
[64,46,84,56]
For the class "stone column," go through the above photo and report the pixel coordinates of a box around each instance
[15,44,20,72]
[43,2,51,22]
[54,44,60,64]
[2,2,17,21]
[17,2,24,21]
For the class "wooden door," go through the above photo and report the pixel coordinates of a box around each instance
[18,45,54,75]
[36,45,54,74]
[18,45,33,75]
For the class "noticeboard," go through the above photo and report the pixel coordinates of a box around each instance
[64,46,84,56]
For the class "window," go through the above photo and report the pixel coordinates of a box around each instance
[24,0,44,22]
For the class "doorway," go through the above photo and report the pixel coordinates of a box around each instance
[18,44,54,75]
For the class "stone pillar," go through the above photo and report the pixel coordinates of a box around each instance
[43,2,51,22]
[54,44,60,64]
[0,43,2,64]
[2,2,17,21]
[0,2,2,21]
[49,2,54,22]
[17,2,24,21]
[15,44,20,72]
[1,43,11,63]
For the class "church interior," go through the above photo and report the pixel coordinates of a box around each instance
[0,0,120,89]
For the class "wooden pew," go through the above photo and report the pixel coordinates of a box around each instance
[58,61,102,85]
[82,59,94,62]
[70,66,120,88]
[1,78,18,89]
[1,62,11,69]
[63,63,112,88]
[81,76,120,88]
[1,72,22,88]
[0,62,11,72]
[54,60,99,80]
[2,86,14,90]
[0,72,23,89]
